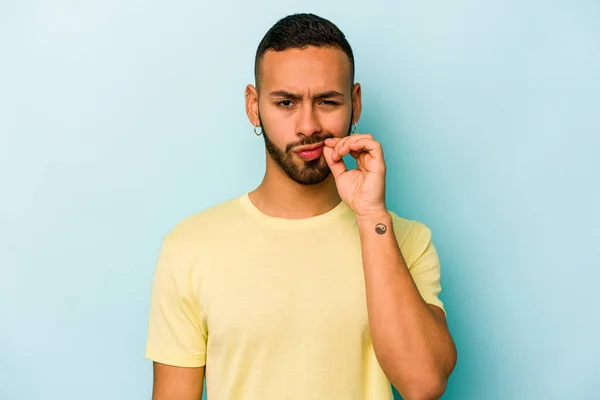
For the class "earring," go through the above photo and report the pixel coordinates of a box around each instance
[254,125,263,136]
[351,122,358,134]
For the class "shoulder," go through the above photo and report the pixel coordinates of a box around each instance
[164,195,246,255]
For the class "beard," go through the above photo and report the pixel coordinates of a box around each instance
[259,113,353,186]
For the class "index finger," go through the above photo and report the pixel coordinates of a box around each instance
[323,137,342,147]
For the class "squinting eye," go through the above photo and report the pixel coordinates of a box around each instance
[321,100,338,106]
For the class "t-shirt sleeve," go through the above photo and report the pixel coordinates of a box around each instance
[145,236,207,367]
[402,221,446,315]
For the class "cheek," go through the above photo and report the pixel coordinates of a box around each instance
[261,110,295,145]
[321,113,351,137]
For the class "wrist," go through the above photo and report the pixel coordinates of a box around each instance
[355,208,392,228]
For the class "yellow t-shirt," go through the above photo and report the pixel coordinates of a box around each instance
[145,193,444,400]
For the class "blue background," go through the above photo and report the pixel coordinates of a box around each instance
[1,1,599,399]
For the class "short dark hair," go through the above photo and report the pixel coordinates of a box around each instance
[254,13,355,88]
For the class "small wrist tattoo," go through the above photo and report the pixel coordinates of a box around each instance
[375,223,387,234]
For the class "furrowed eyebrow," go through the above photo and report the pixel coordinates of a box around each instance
[269,90,345,101]
[269,90,302,100]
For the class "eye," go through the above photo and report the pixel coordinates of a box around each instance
[277,100,294,108]
[321,100,339,106]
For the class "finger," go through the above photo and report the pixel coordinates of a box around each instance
[348,138,386,173]
[331,136,354,161]
[337,137,382,159]
[323,138,345,161]
[323,137,347,162]
[335,134,373,153]
[323,137,341,147]
[323,145,348,179]
[326,134,374,161]
[347,137,382,155]
[349,150,361,159]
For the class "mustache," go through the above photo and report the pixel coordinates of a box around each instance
[285,133,334,153]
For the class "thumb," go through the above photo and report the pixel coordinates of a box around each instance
[323,146,347,179]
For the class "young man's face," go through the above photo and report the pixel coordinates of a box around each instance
[247,46,361,185]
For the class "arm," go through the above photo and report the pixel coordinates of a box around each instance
[322,133,457,399]
[146,236,208,399]
[152,363,204,400]
[357,212,457,400]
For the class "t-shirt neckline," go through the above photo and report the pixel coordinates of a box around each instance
[238,192,352,229]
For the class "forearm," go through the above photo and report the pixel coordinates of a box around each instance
[357,211,456,399]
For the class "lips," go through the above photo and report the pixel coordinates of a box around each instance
[294,142,325,153]
[295,143,325,161]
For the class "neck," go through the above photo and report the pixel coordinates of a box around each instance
[249,163,342,220]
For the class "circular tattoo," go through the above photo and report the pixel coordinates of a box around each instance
[375,223,387,234]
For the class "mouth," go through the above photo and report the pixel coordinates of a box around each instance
[294,142,324,152]
[295,142,325,161]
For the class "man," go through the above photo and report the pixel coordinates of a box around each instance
[145,13,457,400]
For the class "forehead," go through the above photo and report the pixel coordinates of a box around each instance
[259,46,352,94]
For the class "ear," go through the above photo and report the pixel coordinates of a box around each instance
[245,84,260,127]
[351,83,362,124]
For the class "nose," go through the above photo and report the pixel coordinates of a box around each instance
[296,104,322,137]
